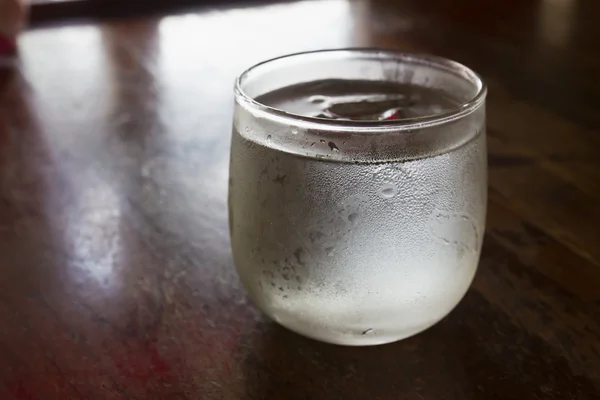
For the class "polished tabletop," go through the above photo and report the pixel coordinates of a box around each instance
[1,0,599,398]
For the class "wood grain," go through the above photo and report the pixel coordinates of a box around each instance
[1,0,599,398]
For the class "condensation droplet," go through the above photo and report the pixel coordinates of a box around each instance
[310,142,315,147]
[309,95,327,103]
[348,213,358,223]
[328,141,339,152]
[266,134,272,141]
[428,209,480,255]
[362,328,374,335]
[320,139,326,144]
[291,127,299,135]
[378,183,398,199]
[325,247,335,256]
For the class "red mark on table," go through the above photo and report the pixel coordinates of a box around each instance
[5,379,37,400]
[113,340,173,383]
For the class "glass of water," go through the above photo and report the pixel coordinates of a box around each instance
[229,49,487,345]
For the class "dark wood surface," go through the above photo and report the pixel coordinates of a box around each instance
[1,0,600,398]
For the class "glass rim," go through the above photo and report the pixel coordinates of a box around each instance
[234,48,487,134]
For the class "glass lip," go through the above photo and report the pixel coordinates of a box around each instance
[234,48,487,133]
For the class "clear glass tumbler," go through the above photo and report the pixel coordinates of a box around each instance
[229,49,487,345]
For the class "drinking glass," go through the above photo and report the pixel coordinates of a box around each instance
[229,49,487,345]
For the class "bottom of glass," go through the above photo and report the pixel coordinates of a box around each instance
[271,316,445,346]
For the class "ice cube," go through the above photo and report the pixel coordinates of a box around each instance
[315,94,416,121]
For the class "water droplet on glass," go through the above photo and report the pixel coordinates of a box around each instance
[328,141,339,152]
[378,183,398,199]
[291,127,299,135]
[325,247,335,256]
[320,139,326,144]
[309,95,327,104]
[362,328,374,335]
[266,134,272,141]
[310,142,315,147]
[348,213,358,223]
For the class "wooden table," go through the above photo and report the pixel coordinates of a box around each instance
[1,0,599,398]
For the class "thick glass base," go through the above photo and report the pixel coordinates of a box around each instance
[274,316,443,346]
